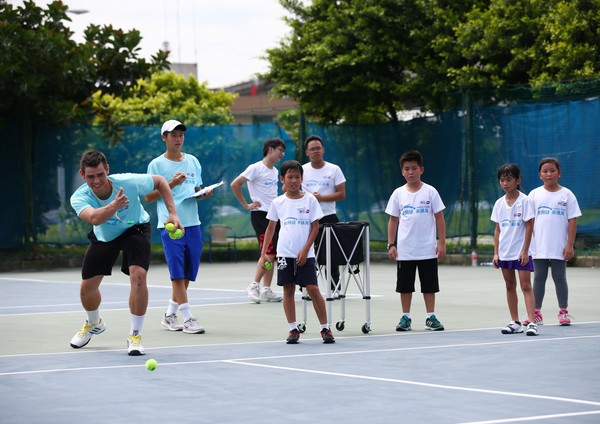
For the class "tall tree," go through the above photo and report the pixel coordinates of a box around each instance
[92,71,235,144]
[264,0,600,121]
[0,0,168,253]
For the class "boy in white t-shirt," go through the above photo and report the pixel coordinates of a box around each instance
[490,164,538,336]
[260,160,335,344]
[385,150,446,332]
[231,138,286,303]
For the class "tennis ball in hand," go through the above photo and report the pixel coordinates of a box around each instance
[165,222,175,233]
[264,261,273,270]
[145,359,157,371]
[169,228,183,240]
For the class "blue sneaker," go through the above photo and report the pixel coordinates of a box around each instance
[425,315,445,331]
[396,315,412,331]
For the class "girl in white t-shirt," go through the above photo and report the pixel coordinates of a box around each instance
[527,157,581,326]
[490,164,537,336]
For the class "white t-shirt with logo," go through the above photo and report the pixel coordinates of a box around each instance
[490,191,535,260]
[302,162,346,216]
[266,192,324,258]
[528,186,581,259]
[240,161,279,212]
[385,183,445,260]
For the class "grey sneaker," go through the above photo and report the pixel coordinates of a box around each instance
[183,317,205,334]
[425,314,445,331]
[161,314,183,331]
[70,318,107,348]
[246,283,261,303]
[260,287,283,302]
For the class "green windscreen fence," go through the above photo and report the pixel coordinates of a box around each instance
[3,97,600,250]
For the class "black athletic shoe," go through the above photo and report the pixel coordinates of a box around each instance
[286,328,300,344]
[425,315,445,331]
[320,328,335,344]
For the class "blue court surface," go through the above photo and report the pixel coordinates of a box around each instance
[1,263,599,423]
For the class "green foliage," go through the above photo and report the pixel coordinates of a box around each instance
[91,71,236,144]
[264,0,600,121]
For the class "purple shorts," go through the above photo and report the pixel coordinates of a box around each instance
[497,257,534,272]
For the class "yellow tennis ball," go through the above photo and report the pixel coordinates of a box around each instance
[165,222,175,233]
[264,261,273,270]
[145,359,157,371]
[169,228,183,239]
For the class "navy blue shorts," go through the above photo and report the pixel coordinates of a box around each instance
[161,225,203,282]
[396,258,439,294]
[275,257,318,287]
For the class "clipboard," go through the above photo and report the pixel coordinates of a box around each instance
[187,181,224,199]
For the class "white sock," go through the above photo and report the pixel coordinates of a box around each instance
[320,324,330,330]
[426,312,434,318]
[261,286,270,292]
[130,314,145,335]
[178,303,193,321]
[289,322,298,331]
[403,313,411,319]
[166,299,178,316]
[87,309,100,325]
[251,281,259,287]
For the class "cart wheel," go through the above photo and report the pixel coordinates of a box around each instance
[298,323,306,333]
[361,324,371,334]
[335,321,345,331]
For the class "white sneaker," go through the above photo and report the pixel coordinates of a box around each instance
[70,318,107,348]
[501,321,524,334]
[127,332,145,356]
[526,322,539,336]
[161,314,183,331]
[245,283,261,303]
[183,317,205,334]
[259,287,283,302]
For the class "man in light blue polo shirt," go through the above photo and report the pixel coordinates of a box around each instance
[70,150,182,356]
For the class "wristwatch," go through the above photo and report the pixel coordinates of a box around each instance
[387,243,396,250]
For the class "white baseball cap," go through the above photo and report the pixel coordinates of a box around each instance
[161,120,187,135]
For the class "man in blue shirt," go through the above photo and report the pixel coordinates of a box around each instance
[70,150,182,356]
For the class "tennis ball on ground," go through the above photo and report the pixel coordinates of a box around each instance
[169,228,183,240]
[145,359,157,371]
[165,222,175,233]
[264,261,273,270]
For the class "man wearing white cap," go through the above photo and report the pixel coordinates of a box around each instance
[146,120,214,334]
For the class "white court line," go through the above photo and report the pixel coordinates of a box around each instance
[224,359,600,408]
[1,332,598,369]
[459,410,600,423]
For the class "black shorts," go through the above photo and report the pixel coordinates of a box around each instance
[81,223,152,280]
[275,257,318,287]
[251,210,279,255]
[396,258,439,294]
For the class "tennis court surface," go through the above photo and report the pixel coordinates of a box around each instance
[1,262,599,423]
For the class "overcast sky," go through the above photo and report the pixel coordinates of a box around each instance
[8,0,292,88]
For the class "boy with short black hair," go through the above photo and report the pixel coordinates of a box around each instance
[260,160,335,344]
[385,150,446,332]
[230,138,286,303]
[146,120,214,334]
